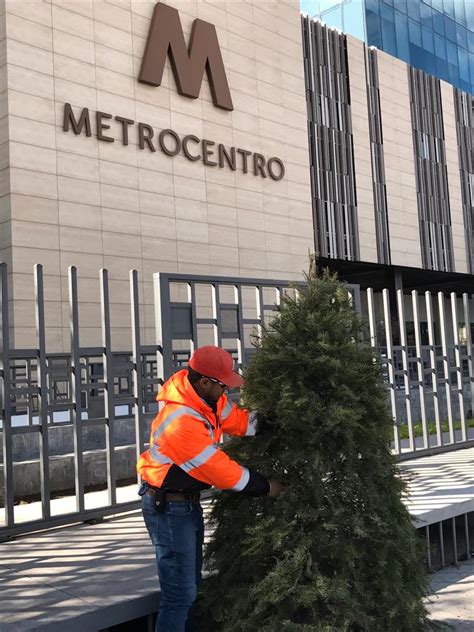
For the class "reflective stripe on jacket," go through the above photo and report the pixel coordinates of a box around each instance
[137,369,256,490]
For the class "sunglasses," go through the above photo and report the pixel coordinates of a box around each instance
[199,374,227,389]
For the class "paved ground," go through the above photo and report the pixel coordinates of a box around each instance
[0,448,474,630]
[427,556,474,630]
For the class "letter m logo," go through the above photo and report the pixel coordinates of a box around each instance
[139,2,233,111]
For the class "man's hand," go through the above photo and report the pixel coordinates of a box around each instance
[267,479,282,498]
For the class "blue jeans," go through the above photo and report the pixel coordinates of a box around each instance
[141,490,204,632]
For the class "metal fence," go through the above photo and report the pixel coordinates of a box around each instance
[1,266,474,540]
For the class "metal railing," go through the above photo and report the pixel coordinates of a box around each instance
[1,266,474,540]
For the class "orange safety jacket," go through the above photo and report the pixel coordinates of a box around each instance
[137,369,259,492]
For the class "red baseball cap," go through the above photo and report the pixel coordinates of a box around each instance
[188,346,244,388]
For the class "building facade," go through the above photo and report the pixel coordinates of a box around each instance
[0,0,313,350]
[302,14,474,294]
[305,0,474,95]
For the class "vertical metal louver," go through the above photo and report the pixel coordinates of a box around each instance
[453,87,474,274]
[302,16,359,261]
[365,48,391,265]
[408,67,454,272]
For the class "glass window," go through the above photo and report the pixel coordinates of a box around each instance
[365,0,380,16]
[431,0,444,13]
[420,2,433,31]
[459,47,470,83]
[446,39,459,83]
[466,2,474,31]
[408,19,422,46]
[442,0,455,19]
[432,9,445,35]
[395,12,410,63]
[469,31,474,53]
[381,11,397,57]
[318,0,342,11]
[457,24,468,50]
[444,16,457,42]
[454,0,467,26]
[407,0,420,21]
[366,8,382,48]
[434,33,449,80]
[422,27,435,54]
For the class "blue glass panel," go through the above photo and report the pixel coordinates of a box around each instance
[470,57,474,84]
[459,47,470,82]
[466,1,474,32]
[342,0,365,42]
[381,9,397,57]
[395,12,410,63]
[423,0,432,6]
[446,39,459,83]
[422,27,435,54]
[431,0,444,13]
[444,16,457,42]
[365,0,380,16]
[366,9,382,48]
[435,54,449,82]
[434,33,446,60]
[469,31,474,53]
[408,18,422,46]
[396,0,408,13]
[382,0,393,6]
[321,4,342,29]
[432,9,445,35]
[420,2,433,31]
[454,0,467,27]
[407,0,420,21]
[457,24,468,50]
[442,0,455,19]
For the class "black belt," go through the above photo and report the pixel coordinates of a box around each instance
[146,488,201,503]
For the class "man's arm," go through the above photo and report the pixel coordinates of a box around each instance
[220,397,258,437]
[162,416,269,495]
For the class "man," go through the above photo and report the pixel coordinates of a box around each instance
[137,345,281,632]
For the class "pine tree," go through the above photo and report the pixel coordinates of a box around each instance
[200,264,433,632]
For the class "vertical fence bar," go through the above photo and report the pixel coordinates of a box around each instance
[452,517,458,563]
[154,273,172,382]
[0,263,13,529]
[366,287,377,348]
[397,289,415,452]
[130,270,145,467]
[465,513,471,557]
[462,294,474,427]
[100,269,116,507]
[212,283,222,348]
[382,289,400,453]
[425,525,432,571]
[426,292,442,446]
[451,293,467,442]
[189,282,198,353]
[412,291,429,450]
[438,292,455,445]
[235,284,245,369]
[439,521,445,567]
[35,264,50,520]
[69,266,84,513]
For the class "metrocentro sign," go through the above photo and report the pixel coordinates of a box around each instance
[63,104,285,181]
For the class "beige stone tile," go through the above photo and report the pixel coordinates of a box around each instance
[95,43,133,76]
[102,230,141,257]
[177,240,209,265]
[58,175,100,206]
[102,207,141,235]
[54,53,96,88]
[174,197,207,222]
[139,190,175,217]
[52,4,94,41]
[7,13,52,51]
[10,168,58,200]
[58,200,101,230]
[53,29,95,64]
[142,236,178,261]
[103,255,144,280]
[99,160,138,189]
[173,175,207,202]
[208,223,238,247]
[57,151,101,182]
[209,243,239,268]
[8,90,55,125]
[9,142,57,174]
[59,225,103,254]
[11,194,58,224]
[13,271,61,301]
[140,212,176,240]
[101,182,140,212]
[11,245,60,274]
[9,115,56,149]
[7,39,53,75]
[6,0,52,27]
[207,202,237,226]
[11,219,59,249]
[177,218,208,243]
[238,247,266,270]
